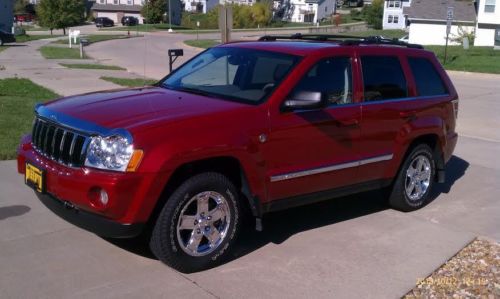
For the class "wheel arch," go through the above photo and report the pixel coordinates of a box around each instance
[146,156,262,229]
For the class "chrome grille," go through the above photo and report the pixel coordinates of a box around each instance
[31,117,89,167]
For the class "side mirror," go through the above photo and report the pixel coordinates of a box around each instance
[283,91,322,111]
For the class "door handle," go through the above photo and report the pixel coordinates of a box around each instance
[336,118,359,127]
[399,111,417,120]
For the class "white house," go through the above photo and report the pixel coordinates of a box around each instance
[91,0,182,25]
[274,0,337,23]
[404,0,476,45]
[92,0,146,24]
[382,0,412,30]
[475,0,500,47]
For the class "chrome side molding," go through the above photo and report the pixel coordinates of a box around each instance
[270,154,394,182]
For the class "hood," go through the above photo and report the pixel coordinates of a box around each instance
[43,87,248,130]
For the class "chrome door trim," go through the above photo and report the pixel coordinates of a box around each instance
[270,154,393,182]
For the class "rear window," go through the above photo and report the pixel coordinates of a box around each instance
[361,56,408,101]
[408,57,448,96]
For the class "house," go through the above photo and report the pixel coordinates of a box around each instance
[404,0,476,45]
[91,0,182,25]
[382,0,412,30]
[0,0,14,32]
[475,0,500,47]
[92,0,146,24]
[274,0,337,23]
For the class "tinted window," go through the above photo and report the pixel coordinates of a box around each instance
[293,57,353,106]
[361,56,407,101]
[408,57,448,96]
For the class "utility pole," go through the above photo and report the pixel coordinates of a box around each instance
[168,0,173,32]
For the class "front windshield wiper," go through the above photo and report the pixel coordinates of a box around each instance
[162,84,217,98]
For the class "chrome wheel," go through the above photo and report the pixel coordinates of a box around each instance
[176,191,231,257]
[405,155,432,201]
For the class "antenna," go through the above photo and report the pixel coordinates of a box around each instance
[143,0,149,86]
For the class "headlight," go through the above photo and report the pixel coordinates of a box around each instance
[84,135,134,172]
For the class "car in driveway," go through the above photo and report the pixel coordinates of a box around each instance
[17,34,459,273]
[95,17,114,28]
[0,30,16,46]
[121,16,139,26]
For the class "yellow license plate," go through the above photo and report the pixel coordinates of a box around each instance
[25,162,45,193]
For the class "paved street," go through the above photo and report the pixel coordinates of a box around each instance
[0,36,144,96]
[0,33,499,298]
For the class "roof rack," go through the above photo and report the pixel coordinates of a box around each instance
[258,33,424,49]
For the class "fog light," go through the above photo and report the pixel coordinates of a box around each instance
[88,187,109,210]
[99,189,109,206]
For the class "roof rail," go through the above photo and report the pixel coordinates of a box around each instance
[258,33,424,49]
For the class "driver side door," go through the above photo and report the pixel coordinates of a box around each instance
[265,54,362,201]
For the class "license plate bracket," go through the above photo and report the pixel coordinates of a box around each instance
[25,162,45,193]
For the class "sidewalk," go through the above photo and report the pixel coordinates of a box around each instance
[0,37,144,96]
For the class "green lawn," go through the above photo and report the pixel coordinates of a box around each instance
[51,34,134,45]
[60,63,126,70]
[39,46,84,59]
[0,78,59,160]
[344,29,407,39]
[425,46,500,74]
[15,34,61,43]
[100,76,157,87]
[0,46,7,53]
[184,39,219,49]
[101,24,189,32]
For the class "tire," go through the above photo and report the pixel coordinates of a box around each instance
[0,38,4,46]
[388,144,436,212]
[150,172,241,273]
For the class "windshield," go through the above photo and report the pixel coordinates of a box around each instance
[162,47,300,104]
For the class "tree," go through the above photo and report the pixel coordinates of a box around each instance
[37,0,85,35]
[141,0,167,24]
[14,0,30,14]
[363,0,383,29]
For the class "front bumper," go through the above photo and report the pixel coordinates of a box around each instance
[36,191,144,238]
[17,134,167,233]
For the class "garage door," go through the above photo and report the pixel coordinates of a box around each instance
[97,12,118,23]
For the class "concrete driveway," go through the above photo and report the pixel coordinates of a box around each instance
[0,56,499,297]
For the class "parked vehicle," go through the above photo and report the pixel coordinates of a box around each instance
[95,17,114,28]
[121,16,139,26]
[14,13,34,23]
[17,34,459,273]
[0,30,16,46]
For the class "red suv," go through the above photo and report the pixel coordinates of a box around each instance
[17,35,458,272]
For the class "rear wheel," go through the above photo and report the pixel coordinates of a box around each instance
[150,172,240,273]
[0,37,4,46]
[389,144,435,212]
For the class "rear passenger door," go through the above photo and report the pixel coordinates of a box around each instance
[356,53,415,183]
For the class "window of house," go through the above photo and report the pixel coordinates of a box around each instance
[292,57,353,106]
[127,0,132,4]
[388,15,393,23]
[99,0,104,3]
[387,1,401,8]
[394,15,399,23]
[361,56,408,101]
[485,0,496,12]
[408,57,447,96]
[113,0,118,4]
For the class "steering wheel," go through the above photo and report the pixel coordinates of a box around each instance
[262,83,275,93]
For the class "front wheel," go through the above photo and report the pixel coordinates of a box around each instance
[389,144,436,212]
[150,172,240,273]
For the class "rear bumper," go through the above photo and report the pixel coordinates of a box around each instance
[36,191,144,238]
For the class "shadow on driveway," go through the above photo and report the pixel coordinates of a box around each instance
[0,205,31,221]
[103,155,470,268]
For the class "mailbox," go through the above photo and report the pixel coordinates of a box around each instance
[168,49,184,57]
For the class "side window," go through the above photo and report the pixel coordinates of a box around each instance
[293,57,353,106]
[361,56,407,101]
[408,57,448,96]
